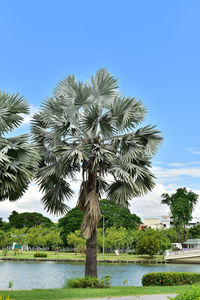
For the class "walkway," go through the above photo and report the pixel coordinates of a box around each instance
[83,295,177,300]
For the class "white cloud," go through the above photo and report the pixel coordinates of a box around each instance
[129,184,200,221]
[21,106,39,125]
[168,162,200,167]
[129,184,170,219]
[153,165,200,180]
[153,161,163,165]
[187,147,200,155]
[0,183,79,222]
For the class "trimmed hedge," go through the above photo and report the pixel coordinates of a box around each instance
[142,272,200,286]
[34,252,47,258]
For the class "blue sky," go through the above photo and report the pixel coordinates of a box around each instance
[1,0,200,220]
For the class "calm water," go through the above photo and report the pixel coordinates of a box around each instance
[1,261,200,289]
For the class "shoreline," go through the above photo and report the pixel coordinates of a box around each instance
[0,257,167,264]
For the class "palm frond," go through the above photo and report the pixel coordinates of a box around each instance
[90,69,118,105]
[53,75,77,103]
[109,96,146,131]
[38,174,73,215]
[134,126,163,156]
[80,190,101,239]
[0,91,29,134]
[0,138,39,201]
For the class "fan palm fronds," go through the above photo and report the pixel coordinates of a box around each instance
[0,91,39,202]
[32,69,162,277]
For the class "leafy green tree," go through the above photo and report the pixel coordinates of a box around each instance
[0,230,6,248]
[7,227,27,249]
[189,224,200,239]
[26,225,47,249]
[67,230,86,254]
[8,211,19,222]
[32,69,162,277]
[96,228,106,251]
[8,211,54,229]
[58,207,83,246]
[45,227,62,251]
[0,218,9,231]
[128,229,145,249]
[98,199,141,229]
[105,227,129,251]
[161,188,198,243]
[136,235,160,257]
[67,228,104,254]
[145,229,171,253]
[165,228,180,243]
[0,91,38,201]
[58,199,141,246]
[128,228,171,253]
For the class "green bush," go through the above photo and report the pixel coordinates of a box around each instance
[34,252,47,258]
[170,285,200,299]
[136,235,160,257]
[66,275,111,288]
[142,272,200,286]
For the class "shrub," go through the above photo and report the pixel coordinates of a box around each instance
[136,235,160,257]
[34,252,47,258]
[66,275,111,288]
[142,272,200,286]
[76,244,86,255]
[170,285,200,299]
[13,249,18,256]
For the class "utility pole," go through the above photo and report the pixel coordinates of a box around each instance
[103,215,105,258]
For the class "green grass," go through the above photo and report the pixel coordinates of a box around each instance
[0,286,189,300]
[0,250,164,262]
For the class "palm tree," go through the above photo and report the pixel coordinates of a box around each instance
[31,69,162,277]
[0,91,38,201]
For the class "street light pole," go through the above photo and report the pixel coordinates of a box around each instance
[103,215,105,258]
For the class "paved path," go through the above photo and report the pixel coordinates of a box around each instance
[82,295,177,300]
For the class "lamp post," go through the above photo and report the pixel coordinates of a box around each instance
[103,215,105,258]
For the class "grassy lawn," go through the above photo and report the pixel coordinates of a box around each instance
[0,250,164,262]
[0,286,189,300]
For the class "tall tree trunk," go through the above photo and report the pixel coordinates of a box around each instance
[82,166,99,277]
[85,227,97,277]
[177,226,181,243]
[183,223,186,242]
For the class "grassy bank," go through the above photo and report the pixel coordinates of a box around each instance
[0,286,189,300]
[0,250,164,262]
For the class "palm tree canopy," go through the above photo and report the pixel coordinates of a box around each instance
[32,69,162,239]
[0,91,39,201]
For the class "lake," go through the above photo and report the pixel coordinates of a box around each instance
[1,261,200,289]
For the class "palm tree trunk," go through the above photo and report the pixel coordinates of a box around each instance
[85,227,97,277]
[84,166,98,277]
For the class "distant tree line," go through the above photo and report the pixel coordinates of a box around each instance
[1,192,200,256]
[58,199,141,246]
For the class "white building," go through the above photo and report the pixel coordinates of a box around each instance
[143,218,163,230]
[183,239,200,249]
